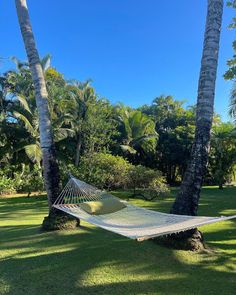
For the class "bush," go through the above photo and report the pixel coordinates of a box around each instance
[128,165,169,198]
[61,153,169,199]
[0,165,44,196]
[0,176,16,195]
[14,166,44,195]
[59,162,82,185]
[76,153,132,189]
[148,175,170,197]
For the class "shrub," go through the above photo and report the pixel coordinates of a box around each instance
[128,165,169,198]
[148,175,170,197]
[14,166,44,195]
[60,153,169,198]
[0,176,16,195]
[59,162,82,185]
[0,164,45,196]
[76,153,132,189]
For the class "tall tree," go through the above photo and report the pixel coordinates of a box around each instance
[15,0,60,209]
[115,105,158,161]
[141,96,196,182]
[224,1,236,119]
[171,0,224,248]
[66,80,97,166]
[209,122,236,189]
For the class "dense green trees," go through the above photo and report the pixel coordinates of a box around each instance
[141,96,195,182]
[115,104,157,164]
[0,55,235,196]
[224,1,236,81]
[1,1,236,198]
[209,123,236,188]
[225,1,236,122]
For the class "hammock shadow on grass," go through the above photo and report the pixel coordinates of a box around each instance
[0,220,236,295]
[0,189,236,295]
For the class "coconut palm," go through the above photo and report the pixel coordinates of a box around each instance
[12,93,73,166]
[171,0,224,248]
[11,54,52,73]
[115,105,158,155]
[13,96,41,166]
[66,80,97,166]
[15,0,60,209]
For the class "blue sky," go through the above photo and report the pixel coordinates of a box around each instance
[0,0,235,121]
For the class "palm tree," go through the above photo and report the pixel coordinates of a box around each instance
[13,96,42,166]
[15,0,60,209]
[11,54,52,73]
[66,80,97,166]
[115,105,158,155]
[171,0,224,249]
[12,94,73,166]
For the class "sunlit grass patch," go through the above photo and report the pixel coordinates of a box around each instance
[0,187,235,295]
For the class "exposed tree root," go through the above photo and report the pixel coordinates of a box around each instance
[154,228,205,251]
[42,208,80,231]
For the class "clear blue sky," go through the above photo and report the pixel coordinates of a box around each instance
[0,0,235,121]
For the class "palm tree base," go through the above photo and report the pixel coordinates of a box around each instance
[154,229,205,251]
[42,208,80,231]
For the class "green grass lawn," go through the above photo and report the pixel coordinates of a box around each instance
[0,187,236,295]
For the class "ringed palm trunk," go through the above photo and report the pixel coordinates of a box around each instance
[15,0,60,209]
[171,0,223,222]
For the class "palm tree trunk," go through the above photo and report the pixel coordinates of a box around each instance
[75,132,82,166]
[15,0,60,209]
[170,0,223,249]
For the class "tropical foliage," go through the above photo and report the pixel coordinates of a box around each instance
[0,56,236,195]
[208,123,236,188]
[225,1,236,121]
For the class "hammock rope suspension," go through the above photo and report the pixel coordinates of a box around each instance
[53,176,236,241]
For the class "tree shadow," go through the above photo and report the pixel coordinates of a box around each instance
[0,222,236,295]
[0,189,236,295]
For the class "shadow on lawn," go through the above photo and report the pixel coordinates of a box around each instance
[0,190,236,295]
[0,195,47,221]
[0,223,236,295]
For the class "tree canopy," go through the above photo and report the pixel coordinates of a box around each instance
[0,56,235,195]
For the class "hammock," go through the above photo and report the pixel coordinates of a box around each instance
[53,176,236,241]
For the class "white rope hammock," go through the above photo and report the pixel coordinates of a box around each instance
[53,176,236,241]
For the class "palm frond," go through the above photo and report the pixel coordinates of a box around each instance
[15,95,31,114]
[120,145,137,154]
[25,143,42,164]
[13,111,35,136]
[131,133,158,145]
[41,54,51,72]
[10,56,28,70]
[54,128,75,142]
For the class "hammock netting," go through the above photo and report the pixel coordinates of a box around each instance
[53,176,236,241]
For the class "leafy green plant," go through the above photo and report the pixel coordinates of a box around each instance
[77,153,132,190]
[62,154,169,200]
[0,176,16,195]
[14,165,44,196]
[128,165,169,199]
[208,122,236,189]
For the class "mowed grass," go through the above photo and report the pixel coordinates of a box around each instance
[0,187,235,295]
